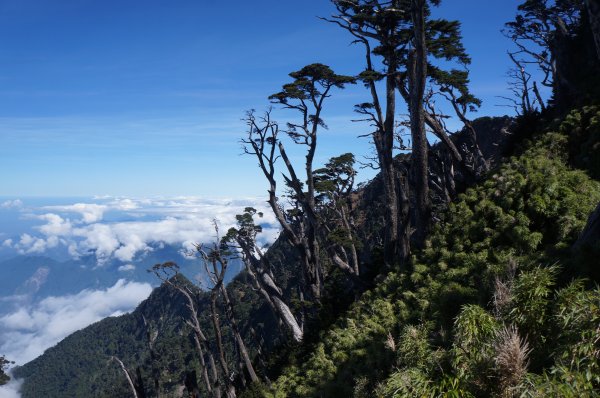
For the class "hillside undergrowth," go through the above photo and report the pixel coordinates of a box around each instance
[250,108,600,398]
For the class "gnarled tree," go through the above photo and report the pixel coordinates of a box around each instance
[326,0,482,256]
[198,229,259,392]
[242,63,355,302]
[224,208,304,342]
[314,153,361,276]
[504,0,583,106]
[150,262,222,398]
[325,0,413,266]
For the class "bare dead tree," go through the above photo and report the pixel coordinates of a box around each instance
[150,262,221,398]
[437,87,490,178]
[197,223,259,391]
[242,64,355,302]
[500,51,548,116]
[110,356,146,398]
[197,251,235,398]
[224,208,304,342]
[503,0,583,102]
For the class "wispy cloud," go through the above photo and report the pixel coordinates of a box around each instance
[0,279,152,366]
[0,200,23,209]
[0,374,23,398]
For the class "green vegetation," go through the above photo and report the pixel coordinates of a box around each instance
[0,355,12,386]
[16,109,600,398]
[13,1,600,396]
[256,111,600,397]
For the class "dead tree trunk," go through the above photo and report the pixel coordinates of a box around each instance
[228,209,304,342]
[111,356,145,398]
[150,263,221,398]
[219,285,259,383]
[587,0,600,60]
[409,0,431,247]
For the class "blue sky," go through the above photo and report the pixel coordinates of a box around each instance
[0,0,525,197]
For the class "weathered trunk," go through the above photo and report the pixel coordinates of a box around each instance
[339,203,360,276]
[587,0,600,60]
[192,335,213,396]
[397,167,412,262]
[208,351,222,398]
[423,111,463,164]
[379,49,404,268]
[277,142,323,302]
[409,0,430,248]
[239,241,304,342]
[219,286,259,383]
[209,292,235,398]
[111,357,140,398]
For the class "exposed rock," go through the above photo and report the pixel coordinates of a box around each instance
[575,201,600,248]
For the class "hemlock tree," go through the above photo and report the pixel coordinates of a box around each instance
[314,153,361,277]
[326,0,482,258]
[242,63,355,303]
[325,0,413,267]
[398,10,489,181]
[504,0,584,106]
[408,0,430,246]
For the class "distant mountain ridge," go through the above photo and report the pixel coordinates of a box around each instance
[13,277,195,397]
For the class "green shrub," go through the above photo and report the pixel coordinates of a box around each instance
[263,109,600,397]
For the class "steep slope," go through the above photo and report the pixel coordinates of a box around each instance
[12,107,600,398]
[13,277,198,397]
[255,109,600,397]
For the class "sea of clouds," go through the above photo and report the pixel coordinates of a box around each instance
[1,196,279,264]
[0,196,280,397]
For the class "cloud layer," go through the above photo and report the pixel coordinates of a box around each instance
[3,197,279,264]
[0,279,152,366]
[0,375,23,398]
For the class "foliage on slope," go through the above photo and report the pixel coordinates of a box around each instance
[252,109,600,397]
[13,279,197,397]
[13,256,291,398]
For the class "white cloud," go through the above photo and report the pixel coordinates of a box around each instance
[9,197,280,264]
[0,200,23,209]
[108,198,138,211]
[117,264,135,272]
[0,374,23,398]
[42,203,107,224]
[0,280,152,366]
[36,213,72,236]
